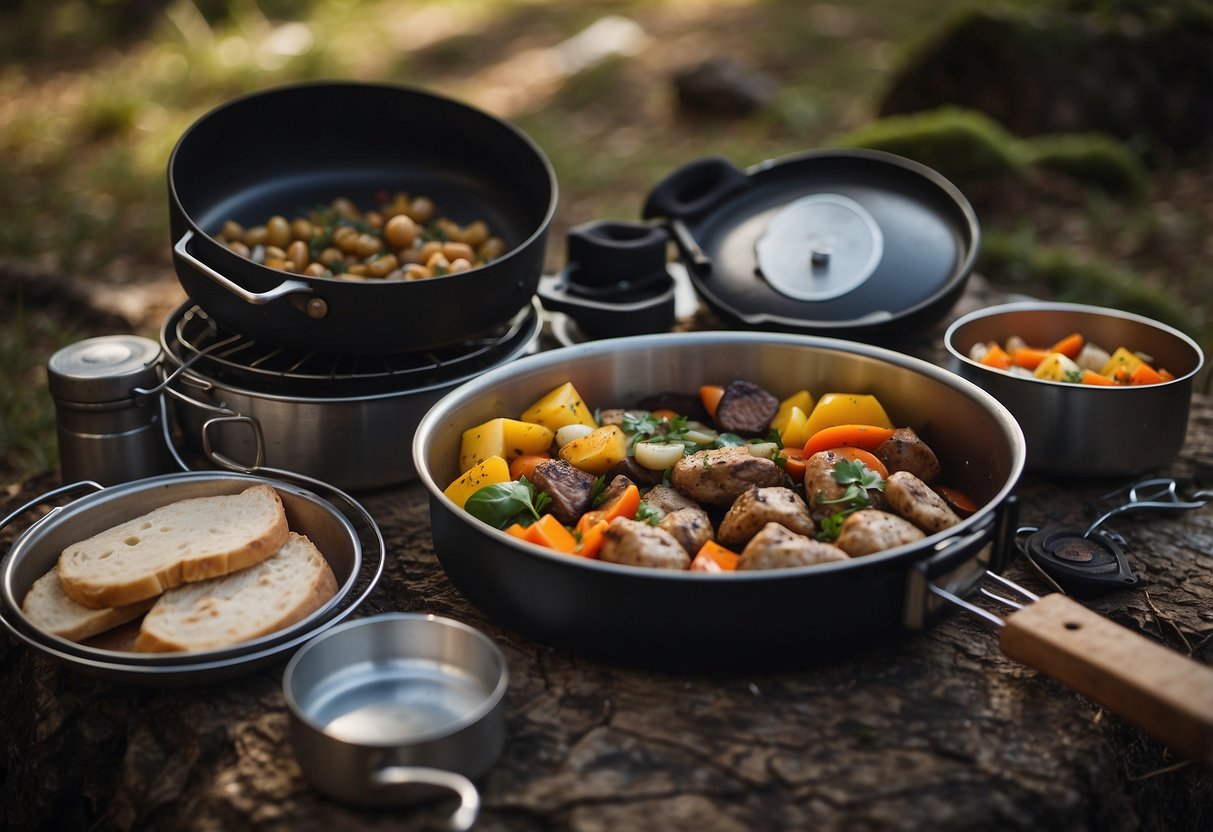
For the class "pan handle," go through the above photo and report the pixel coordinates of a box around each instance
[1000,593,1213,766]
[173,230,313,305]
[642,156,750,222]
[372,766,479,831]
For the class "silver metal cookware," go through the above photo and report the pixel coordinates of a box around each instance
[945,301,1204,477]
[158,299,543,491]
[0,471,384,685]
[283,613,508,829]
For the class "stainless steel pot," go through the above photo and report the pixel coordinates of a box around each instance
[944,301,1204,477]
[159,300,543,490]
[283,613,508,828]
[0,471,384,684]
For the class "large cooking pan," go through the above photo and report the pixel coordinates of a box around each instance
[413,333,1213,764]
[168,82,556,354]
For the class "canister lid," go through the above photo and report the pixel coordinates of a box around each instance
[47,335,162,404]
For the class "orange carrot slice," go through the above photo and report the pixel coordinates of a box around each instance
[699,385,725,420]
[1048,332,1084,359]
[509,452,551,482]
[690,540,740,572]
[576,483,641,534]
[575,519,610,559]
[524,513,578,553]
[980,343,1013,370]
[803,424,895,458]
[1011,347,1049,370]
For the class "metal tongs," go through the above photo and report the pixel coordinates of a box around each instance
[1085,476,1213,537]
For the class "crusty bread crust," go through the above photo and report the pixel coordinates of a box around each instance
[21,569,155,642]
[133,532,338,652]
[56,485,289,609]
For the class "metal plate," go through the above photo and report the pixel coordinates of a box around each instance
[0,471,384,684]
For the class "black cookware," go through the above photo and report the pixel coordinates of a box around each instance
[639,149,980,341]
[168,82,557,354]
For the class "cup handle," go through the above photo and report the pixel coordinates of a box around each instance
[372,766,480,831]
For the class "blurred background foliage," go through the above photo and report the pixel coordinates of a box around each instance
[1,0,1209,481]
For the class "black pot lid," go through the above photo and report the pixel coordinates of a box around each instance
[642,149,981,339]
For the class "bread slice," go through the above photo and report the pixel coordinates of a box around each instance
[21,568,156,642]
[133,532,338,653]
[57,484,289,609]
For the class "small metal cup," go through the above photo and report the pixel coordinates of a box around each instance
[283,613,508,829]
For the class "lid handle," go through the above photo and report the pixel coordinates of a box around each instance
[642,156,749,221]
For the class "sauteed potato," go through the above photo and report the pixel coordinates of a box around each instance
[446,380,978,571]
[218,191,507,282]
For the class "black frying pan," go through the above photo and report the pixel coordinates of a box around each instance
[640,149,980,342]
[168,82,557,354]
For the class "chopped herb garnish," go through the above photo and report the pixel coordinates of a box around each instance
[814,458,885,542]
[635,502,664,526]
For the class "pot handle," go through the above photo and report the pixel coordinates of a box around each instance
[174,230,313,305]
[371,765,480,831]
[201,415,267,473]
[642,156,750,222]
[1000,593,1213,766]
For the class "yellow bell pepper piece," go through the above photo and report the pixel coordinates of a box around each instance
[459,418,554,473]
[777,406,815,450]
[444,455,511,509]
[559,424,627,475]
[803,393,893,436]
[1101,346,1145,379]
[519,382,598,432]
[771,389,814,436]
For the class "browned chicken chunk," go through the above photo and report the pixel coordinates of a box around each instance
[642,484,701,515]
[599,517,691,570]
[671,446,784,507]
[659,507,715,556]
[530,459,597,525]
[834,509,924,557]
[738,523,849,570]
[883,471,961,534]
[875,427,941,484]
[717,486,815,548]
[801,450,886,520]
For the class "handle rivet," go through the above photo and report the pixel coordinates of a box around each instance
[306,298,329,319]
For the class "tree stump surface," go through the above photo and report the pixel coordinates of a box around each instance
[2,283,1211,832]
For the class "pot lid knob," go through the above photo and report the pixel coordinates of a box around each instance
[47,335,162,404]
[754,193,884,302]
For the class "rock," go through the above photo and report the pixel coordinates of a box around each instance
[674,57,778,118]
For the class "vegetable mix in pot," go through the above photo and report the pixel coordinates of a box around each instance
[444,380,979,572]
[969,330,1175,385]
